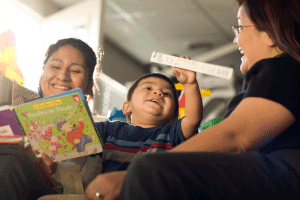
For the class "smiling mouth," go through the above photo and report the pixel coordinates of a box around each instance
[53,84,70,90]
[149,99,160,105]
[239,48,244,54]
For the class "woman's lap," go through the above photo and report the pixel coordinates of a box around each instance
[0,146,57,200]
[119,150,300,200]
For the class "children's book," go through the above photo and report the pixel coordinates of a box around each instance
[0,109,25,137]
[1,81,103,162]
[12,88,103,162]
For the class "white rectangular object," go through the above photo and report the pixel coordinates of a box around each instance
[150,52,233,80]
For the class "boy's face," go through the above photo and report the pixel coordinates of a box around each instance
[123,77,177,124]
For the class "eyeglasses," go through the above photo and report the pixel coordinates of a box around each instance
[232,25,255,37]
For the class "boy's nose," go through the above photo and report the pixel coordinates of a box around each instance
[153,90,163,96]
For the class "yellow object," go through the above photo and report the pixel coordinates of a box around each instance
[200,89,212,97]
[0,46,24,86]
[175,83,184,90]
[175,83,212,97]
[175,83,212,119]
[179,108,186,119]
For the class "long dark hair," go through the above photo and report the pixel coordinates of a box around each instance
[38,38,97,97]
[236,0,300,62]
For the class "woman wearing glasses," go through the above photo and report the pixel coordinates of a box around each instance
[85,0,300,199]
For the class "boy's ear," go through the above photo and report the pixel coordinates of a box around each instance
[122,101,132,115]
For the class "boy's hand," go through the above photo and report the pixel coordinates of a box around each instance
[170,56,197,85]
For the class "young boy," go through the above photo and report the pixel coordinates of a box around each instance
[97,66,203,173]
[34,64,203,191]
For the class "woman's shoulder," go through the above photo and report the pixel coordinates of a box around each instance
[246,53,300,80]
[262,53,299,69]
[268,53,300,69]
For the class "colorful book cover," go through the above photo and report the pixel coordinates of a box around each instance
[13,89,103,162]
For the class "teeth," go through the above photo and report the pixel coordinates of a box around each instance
[151,100,158,103]
[54,85,69,90]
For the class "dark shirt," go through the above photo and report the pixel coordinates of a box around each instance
[225,53,300,153]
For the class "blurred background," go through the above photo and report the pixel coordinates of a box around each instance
[0,0,244,128]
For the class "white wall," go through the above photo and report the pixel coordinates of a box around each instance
[3,0,103,93]
[40,0,102,57]
[2,0,44,92]
[11,0,60,17]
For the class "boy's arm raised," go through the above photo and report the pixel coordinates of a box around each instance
[171,57,203,139]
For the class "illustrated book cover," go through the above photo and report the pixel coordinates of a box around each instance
[12,88,103,162]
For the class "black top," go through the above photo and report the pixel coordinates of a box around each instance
[225,53,300,153]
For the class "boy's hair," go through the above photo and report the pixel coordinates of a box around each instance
[126,73,179,123]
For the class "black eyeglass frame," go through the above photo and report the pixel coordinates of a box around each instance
[232,25,255,37]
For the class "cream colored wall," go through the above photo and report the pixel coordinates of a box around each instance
[12,0,60,17]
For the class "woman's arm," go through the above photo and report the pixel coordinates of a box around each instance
[85,97,295,200]
[172,97,295,153]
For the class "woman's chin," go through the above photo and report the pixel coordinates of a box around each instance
[240,64,247,74]
[240,57,249,74]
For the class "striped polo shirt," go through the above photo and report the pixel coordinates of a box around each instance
[95,118,184,173]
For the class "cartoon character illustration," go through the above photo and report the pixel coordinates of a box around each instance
[55,117,96,156]
[25,120,40,141]
[41,125,67,160]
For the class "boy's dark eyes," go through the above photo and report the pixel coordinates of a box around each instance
[143,87,172,96]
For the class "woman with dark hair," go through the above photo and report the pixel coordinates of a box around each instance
[0,38,100,200]
[84,0,300,199]
[38,38,97,98]
[37,38,106,191]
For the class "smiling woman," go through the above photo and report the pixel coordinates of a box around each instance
[232,3,284,74]
[0,38,101,200]
[40,45,89,97]
[38,38,96,98]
